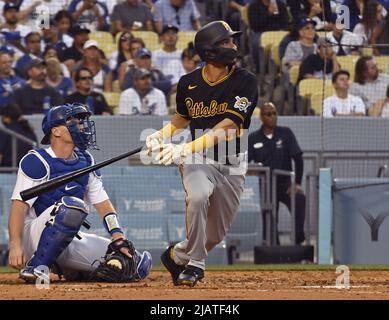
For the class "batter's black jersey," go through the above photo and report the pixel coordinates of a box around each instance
[176,66,258,161]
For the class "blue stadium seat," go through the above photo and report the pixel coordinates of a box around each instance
[225,176,262,259]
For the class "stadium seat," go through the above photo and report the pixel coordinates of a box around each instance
[116,31,160,51]
[310,91,334,115]
[112,80,120,93]
[225,176,262,261]
[289,65,300,86]
[103,92,120,113]
[337,55,358,80]
[298,79,334,98]
[260,31,289,50]
[176,31,196,50]
[89,31,116,57]
[240,5,249,26]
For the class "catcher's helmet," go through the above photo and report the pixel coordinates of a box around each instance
[41,103,97,150]
[194,20,242,65]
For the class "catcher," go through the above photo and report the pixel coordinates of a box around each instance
[8,103,152,283]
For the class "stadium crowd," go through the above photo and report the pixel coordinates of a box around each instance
[0,0,388,122]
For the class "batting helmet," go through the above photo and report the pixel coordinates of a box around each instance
[41,103,97,150]
[194,20,242,65]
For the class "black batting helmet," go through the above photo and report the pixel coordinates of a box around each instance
[194,21,242,65]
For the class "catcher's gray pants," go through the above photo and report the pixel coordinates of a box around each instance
[23,205,109,279]
[172,159,246,270]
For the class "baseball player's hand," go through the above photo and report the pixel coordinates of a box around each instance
[8,243,27,270]
[145,131,163,154]
[155,143,191,166]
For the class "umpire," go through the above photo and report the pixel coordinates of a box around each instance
[248,102,306,245]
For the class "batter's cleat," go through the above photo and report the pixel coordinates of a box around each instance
[177,265,204,287]
[160,245,185,286]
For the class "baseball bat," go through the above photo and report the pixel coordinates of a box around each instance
[20,146,143,202]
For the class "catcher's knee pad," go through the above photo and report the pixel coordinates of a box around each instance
[135,250,152,280]
[27,196,88,270]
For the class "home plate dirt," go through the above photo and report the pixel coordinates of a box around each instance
[1,270,389,299]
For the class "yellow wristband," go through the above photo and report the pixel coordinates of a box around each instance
[159,123,177,139]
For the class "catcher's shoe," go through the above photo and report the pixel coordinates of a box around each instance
[177,265,204,287]
[19,266,47,283]
[160,245,185,286]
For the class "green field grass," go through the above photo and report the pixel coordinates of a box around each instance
[3,264,389,274]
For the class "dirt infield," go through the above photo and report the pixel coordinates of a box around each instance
[1,270,389,299]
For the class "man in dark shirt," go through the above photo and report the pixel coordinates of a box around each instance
[0,104,37,167]
[248,102,306,245]
[10,59,63,114]
[61,24,90,72]
[65,67,112,115]
[298,37,340,83]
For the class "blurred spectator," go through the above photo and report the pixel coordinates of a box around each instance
[117,37,145,86]
[353,0,385,54]
[0,103,37,167]
[323,70,366,117]
[164,41,200,83]
[248,0,289,72]
[152,25,182,84]
[298,38,340,82]
[109,31,134,80]
[54,10,74,48]
[367,3,389,55]
[20,0,68,27]
[279,23,301,62]
[225,0,249,31]
[111,0,154,34]
[154,0,201,34]
[42,19,69,61]
[15,32,42,78]
[369,84,389,116]
[341,0,364,31]
[65,67,112,115]
[119,68,167,115]
[0,51,26,108]
[45,58,74,98]
[43,45,71,78]
[11,59,63,114]
[74,39,112,92]
[288,0,335,30]
[325,24,362,56]
[282,18,317,72]
[121,47,172,98]
[0,3,32,57]
[62,24,90,73]
[350,56,389,110]
[69,0,109,32]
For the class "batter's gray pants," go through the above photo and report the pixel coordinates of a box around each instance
[172,161,245,270]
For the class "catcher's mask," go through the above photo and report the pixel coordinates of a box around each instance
[194,20,242,66]
[41,103,98,150]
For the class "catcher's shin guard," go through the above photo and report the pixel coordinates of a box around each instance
[20,196,88,283]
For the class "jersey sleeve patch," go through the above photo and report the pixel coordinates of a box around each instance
[20,153,48,180]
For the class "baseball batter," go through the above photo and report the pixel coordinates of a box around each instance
[146,21,258,287]
[8,103,152,283]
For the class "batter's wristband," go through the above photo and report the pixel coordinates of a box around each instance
[103,212,123,236]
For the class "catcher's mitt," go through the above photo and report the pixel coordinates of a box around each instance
[91,238,138,282]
